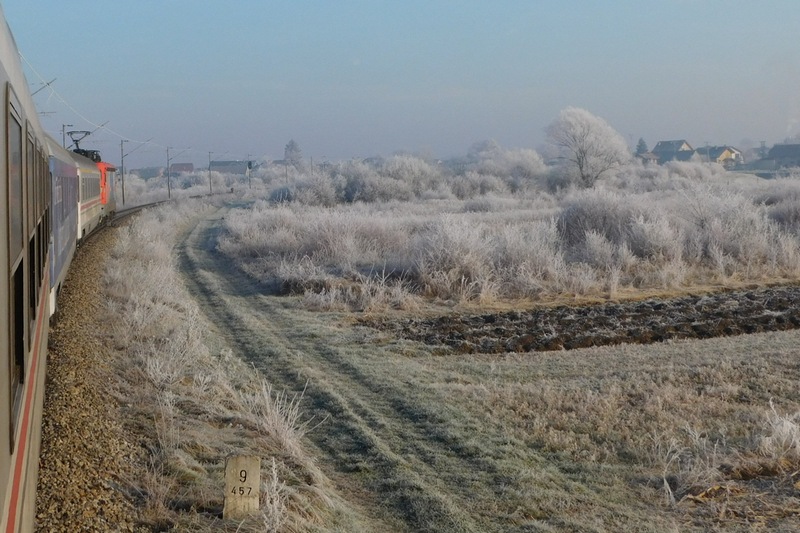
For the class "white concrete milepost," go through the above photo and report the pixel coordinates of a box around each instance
[223,455,261,520]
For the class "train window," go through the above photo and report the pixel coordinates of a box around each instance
[10,264,25,450]
[36,147,49,299]
[38,147,44,214]
[7,89,27,449]
[27,136,34,229]
[26,137,38,317]
[28,235,36,329]
[8,109,23,262]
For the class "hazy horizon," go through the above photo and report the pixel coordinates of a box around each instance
[4,1,800,168]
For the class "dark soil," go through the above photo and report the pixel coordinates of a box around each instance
[364,285,800,354]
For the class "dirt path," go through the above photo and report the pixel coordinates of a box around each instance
[175,206,558,532]
[181,206,496,531]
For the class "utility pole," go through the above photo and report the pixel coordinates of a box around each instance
[120,140,127,205]
[247,153,252,189]
[208,151,213,195]
[120,138,151,206]
[166,147,172,199]
[166,146,190,199]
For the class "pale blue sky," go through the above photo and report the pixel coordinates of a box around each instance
[4,1,800,168]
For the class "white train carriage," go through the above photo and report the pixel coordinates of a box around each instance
[0,6,52,532]
[74,151,103,240]
[47,135,79,318]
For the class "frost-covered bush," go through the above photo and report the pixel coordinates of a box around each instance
[752,179,800,233]
[460,141,547,195]
[332,160,380,203]
[675,185,795,276]
[475,147,547,180]
[341,173,414,203]
[556,189,645,247]
[412,217,496,301]
[217,155,800,305]
[269,185,294,204]
[664,160,727,181]
[541,165,576,193]
[293,175,338,207]
[381,154,444,195]
[450,171,508,199]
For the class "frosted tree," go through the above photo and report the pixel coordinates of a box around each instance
[545,107,631,188]
[636,137,649,155]
[284,139,303,168]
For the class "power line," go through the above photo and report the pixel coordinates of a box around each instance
[19,52,258,164]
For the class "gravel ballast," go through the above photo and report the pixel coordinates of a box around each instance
[35,225,145,531]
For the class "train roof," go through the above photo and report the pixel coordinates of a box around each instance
[0,5,45,142]
[45,134,88,164]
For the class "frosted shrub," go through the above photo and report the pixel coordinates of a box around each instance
[767,200,800,233]
[260,458,288,531]
[562,263,601,294]
[664,160,726,181]
[303,271,418,312]
[354,174,415,203]
[678,185,780,275]
[269,185,294,204]
[412,216,495,300]
[335,161,380,202]
[293,175,338,207]
[218,204,309,259]
[326,160,412,203]
[557,189,644,247]
[627,214,683,262]
[476,147,547,179]
[578,230,617,270]
[382,154,444,196]
[219,173,800,303]
[450,171,507,199]
[753,179,800,233]
[758,401,800,462]
[490,218,566,296]
[239,380,309,461]
[223,204,418,303]
[462,197,495,213]
[468,145,547,194]
[774,234,800,277]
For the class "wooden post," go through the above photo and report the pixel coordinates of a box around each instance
[223,455,260,520]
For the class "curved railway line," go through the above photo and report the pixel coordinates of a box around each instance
[36,218,143,531]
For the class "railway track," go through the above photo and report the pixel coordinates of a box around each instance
[36,216,143,530]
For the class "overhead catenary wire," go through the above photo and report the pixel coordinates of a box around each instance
[19,51,256,164]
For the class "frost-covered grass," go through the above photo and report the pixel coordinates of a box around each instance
[429,330,800,526]
[103,199,333,531]
[104,171,800,530]
[119,169,270,207]
[217,161,800,310]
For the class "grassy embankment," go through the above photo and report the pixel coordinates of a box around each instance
[103,199,349,531]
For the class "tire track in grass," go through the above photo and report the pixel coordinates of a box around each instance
[175,208,540,532]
